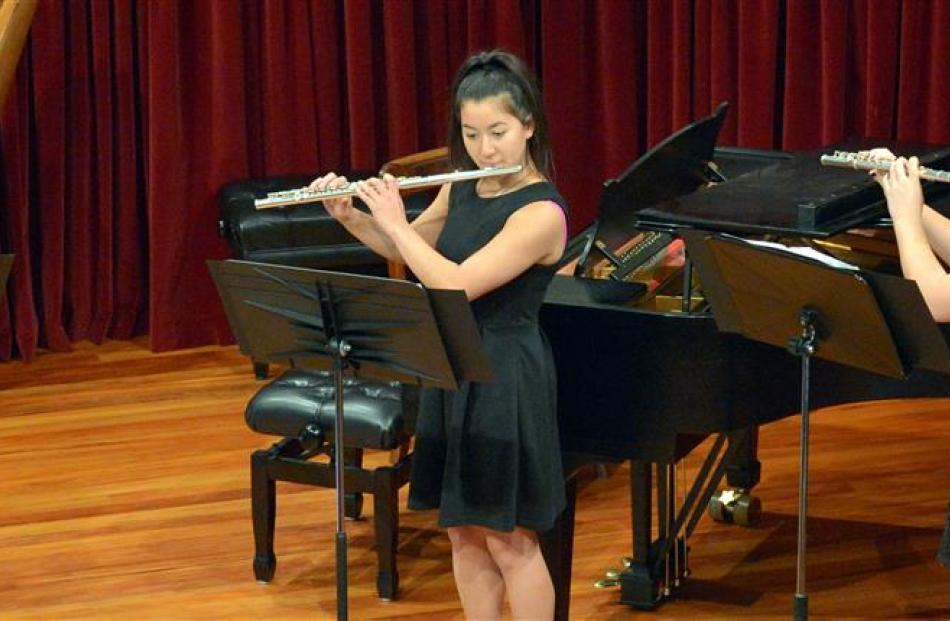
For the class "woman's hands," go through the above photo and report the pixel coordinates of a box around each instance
[308,172,408,235]
[865,148,925,224]
[353,174,409,236]
[308,172,356,223]
[864,148,950,320]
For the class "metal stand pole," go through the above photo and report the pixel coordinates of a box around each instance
[787,309,818,621]
[320,282,351,621]
[332,341,350,621]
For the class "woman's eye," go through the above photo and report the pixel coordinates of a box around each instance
[492,131,505,138]
[464,134,477,140]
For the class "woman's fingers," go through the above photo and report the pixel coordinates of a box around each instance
[306,173,354,220]
[908,156,921,177]
[866,147,896,161]
[308,172,349,192]
[353,180,372,202]
[308,173,332,192]
[892,157,908,181]
[357,176,395,200]
[866,148,897,183]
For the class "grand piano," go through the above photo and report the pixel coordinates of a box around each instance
[537,104,950,619]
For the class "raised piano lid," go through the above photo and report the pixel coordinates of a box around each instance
[597,102,729,252]
[636,141,950,237]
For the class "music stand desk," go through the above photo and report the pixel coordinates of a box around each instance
[682,231,950,620]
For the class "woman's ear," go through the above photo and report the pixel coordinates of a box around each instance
[524,116,535,140]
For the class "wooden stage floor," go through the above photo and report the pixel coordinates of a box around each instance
[1,339,948,619]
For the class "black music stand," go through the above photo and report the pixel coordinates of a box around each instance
[680,231,950,621]
[0,255,12,301]
[208,259,492,620]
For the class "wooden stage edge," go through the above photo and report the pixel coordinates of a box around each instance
[0,338,948,619]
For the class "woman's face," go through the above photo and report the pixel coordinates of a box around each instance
[460,96,533,170]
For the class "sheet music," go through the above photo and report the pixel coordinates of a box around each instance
[743,239,859,271]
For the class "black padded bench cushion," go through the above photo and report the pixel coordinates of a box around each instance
[245,369,417,450]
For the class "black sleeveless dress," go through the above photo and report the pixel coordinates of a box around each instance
[407,179,568,533]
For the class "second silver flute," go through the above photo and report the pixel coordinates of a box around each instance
[255,164,524,209]
[819,150,950,183]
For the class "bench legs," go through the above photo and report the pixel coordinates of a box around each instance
[251,449,277,582]
[343,448,364,520]
[373,465,399,599]
[252,360,269,380]
[249,443,411,600]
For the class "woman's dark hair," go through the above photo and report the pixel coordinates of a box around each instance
[446,49,552,179]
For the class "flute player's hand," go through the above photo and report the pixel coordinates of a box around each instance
[308,172,355,223]
[865,149,925,224]
[863,147,897,162]
[863,147,896,187]
[354,174,408,236]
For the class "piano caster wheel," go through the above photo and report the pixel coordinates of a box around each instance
[732,494,761,526]
[708,489,761,526]
[708,495,727,522]
[594,577,619,589]
[594,557,632,588]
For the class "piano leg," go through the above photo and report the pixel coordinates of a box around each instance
[547,442,737,615]
[706,427,763,527]
[725,426,761,490]
[620,460,662,609]
[623,448,722,609]
[540,475,579,621]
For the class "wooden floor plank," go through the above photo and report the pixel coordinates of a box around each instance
[1,339,948,619]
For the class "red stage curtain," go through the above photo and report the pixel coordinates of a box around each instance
[1,0,949,360]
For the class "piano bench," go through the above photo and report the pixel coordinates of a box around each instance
[245,369,419,600]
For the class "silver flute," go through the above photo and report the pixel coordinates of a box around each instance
[255,164,524,209]
[820,150,950,183]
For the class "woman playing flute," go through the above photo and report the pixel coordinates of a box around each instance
[310,49,568,620]
[867,147,950,567]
